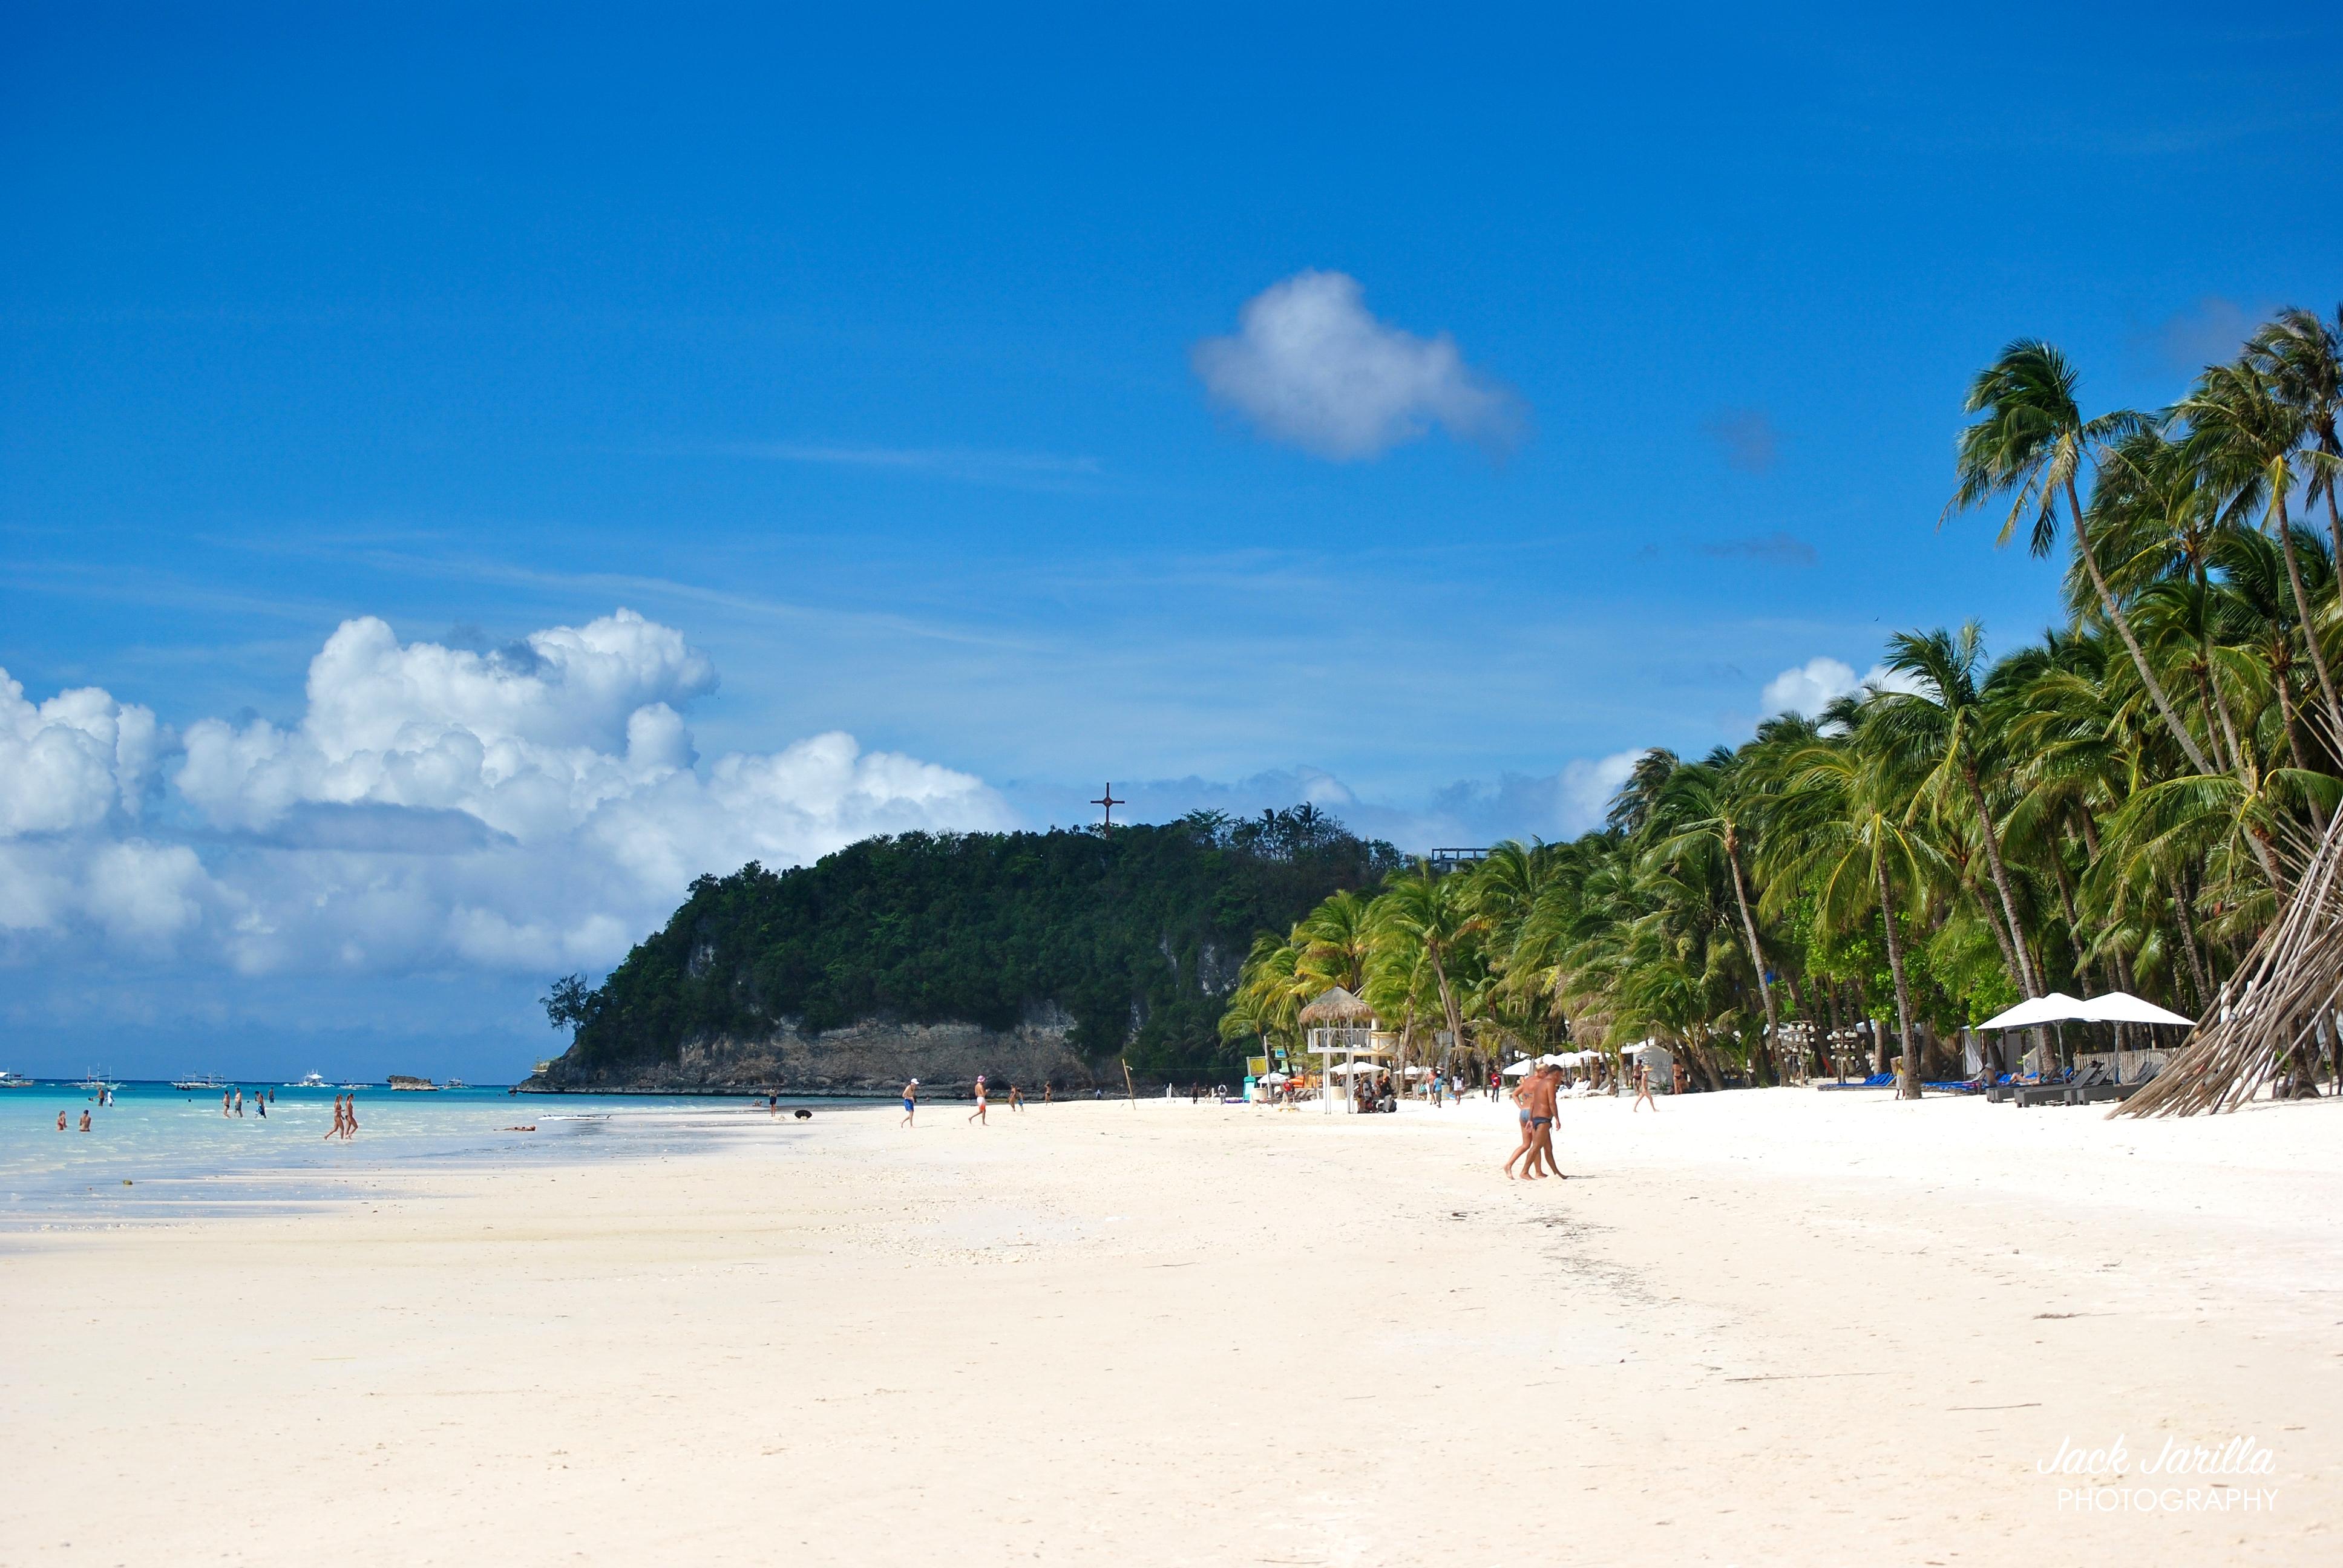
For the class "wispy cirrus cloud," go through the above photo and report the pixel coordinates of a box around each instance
[1699,532,1815,566]
[710,441,1105,488]
[1702,407,1780,474]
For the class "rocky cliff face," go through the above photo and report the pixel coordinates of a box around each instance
[524,1005,1122,1095]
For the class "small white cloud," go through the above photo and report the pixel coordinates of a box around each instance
[1191,271,1522,460]
[1761,656,1926,718]
[1761,658,1861,718]
[1555,751,1643,835]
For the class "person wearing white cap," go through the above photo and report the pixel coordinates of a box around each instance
[899,1077,919,1127]
[967,1073,989,1126]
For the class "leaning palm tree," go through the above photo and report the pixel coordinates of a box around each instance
[1948,340,2215,776]
[2180,358,2343,735]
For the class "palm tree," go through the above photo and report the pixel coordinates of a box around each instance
[1371,866,1481,1079]
[1646,754,1782,1083]
[1768,730,1944,1100]
[2246,305,2343,565]
[1294,889,1376,995]
[2180,359,2343,736]
[1866,624,2042,1000]
[1948,340,2216,777]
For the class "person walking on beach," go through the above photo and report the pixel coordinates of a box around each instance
[325,1095,345,1140]
[1632,1060,1657,1112]
[968,1074,989,1126]
[1503,1068,1551,1180]
[343,1094,358,1138]
[899,1078,919,1127]
[1518,1065,1564,1178]
[1529,1065,1568,1177]
[222,1088,232,1117]
[1008,1083,1023,1112]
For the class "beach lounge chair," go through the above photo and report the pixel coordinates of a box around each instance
[1984,1072,2029,1104]
[2104,1060,2162,1103]
[2013,1065,2093,1108]
[1817,1072,1895,1091]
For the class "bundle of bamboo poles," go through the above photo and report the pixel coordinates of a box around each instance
[2117,803,2343,1118]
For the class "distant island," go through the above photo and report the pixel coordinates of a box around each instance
[520,809,1398,1094]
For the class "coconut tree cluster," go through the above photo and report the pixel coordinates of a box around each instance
[1222,304,2343,1102]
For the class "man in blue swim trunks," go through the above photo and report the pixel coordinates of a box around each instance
[899,1077,919,1126]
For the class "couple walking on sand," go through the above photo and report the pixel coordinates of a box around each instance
[1503,1063,1566,1180]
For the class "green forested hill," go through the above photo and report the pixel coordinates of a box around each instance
[544,808,1398,1080]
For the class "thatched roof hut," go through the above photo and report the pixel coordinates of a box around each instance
[1299,986,1374,1026]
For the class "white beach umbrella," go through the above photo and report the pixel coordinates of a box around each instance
[2077,991,2195,1027]
[1501,1060,1536,1076]
[1974,991,2090,1030]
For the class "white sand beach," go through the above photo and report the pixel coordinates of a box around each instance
[6,1088,2341,1566]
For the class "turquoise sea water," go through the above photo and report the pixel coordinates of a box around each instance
[0,1081,819,1231]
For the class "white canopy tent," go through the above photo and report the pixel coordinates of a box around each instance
[1974,989,2193,1084]
[1976,990,2195,1030]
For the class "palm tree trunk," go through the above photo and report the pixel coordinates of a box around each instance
[2169,869,2214,1010]
[2198,661,2246,776]
[2065,475,2218,777]
[2270,488,2343,735]
[2273,672,2331,831]
[1963,773,2039,997]
[1426,946,1466,1083]
[1724,846,1779,1086]
[2322,437,2343,570]
[1874,854,1919,1101]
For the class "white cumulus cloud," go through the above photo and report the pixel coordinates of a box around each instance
[1191,270,1522,460]
[0,610,1014,980]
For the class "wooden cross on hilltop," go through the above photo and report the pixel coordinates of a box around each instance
[1091,782,1126,834]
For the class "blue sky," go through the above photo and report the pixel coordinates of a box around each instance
[4,4,2338,1078]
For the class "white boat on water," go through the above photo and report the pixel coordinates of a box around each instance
[173,1074,227,1092]
[294,1072,330,1088]
[76,1069,122,1091]
[0,1070,38,1089]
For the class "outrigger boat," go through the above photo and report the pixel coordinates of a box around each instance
[172,1074,228,1092]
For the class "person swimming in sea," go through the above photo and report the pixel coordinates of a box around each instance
[79,1108,91,1132]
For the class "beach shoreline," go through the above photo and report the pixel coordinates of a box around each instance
[5,1088,2338,1565]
